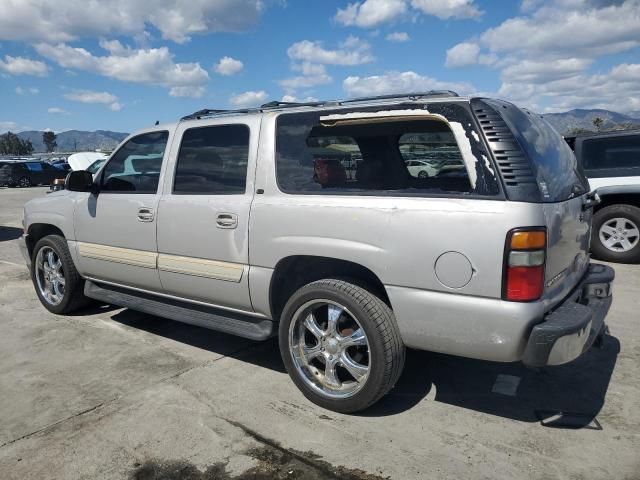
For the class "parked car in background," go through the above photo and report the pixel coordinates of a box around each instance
[566,129,640,263]
[21,92,613,413]
[0,161,66,187]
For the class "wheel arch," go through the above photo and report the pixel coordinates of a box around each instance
[26,223,66,258]
[268,255,391,322]
[595,193,640,212]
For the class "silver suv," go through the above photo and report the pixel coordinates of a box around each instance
[20,92,614,413]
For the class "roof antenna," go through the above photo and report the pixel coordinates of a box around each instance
[154,120,159,126]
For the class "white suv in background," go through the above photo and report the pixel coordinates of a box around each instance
[567,129,640,263]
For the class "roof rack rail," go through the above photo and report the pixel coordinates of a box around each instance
[180,90,460,122]
[261,100,327,109]
[341,91,459,104]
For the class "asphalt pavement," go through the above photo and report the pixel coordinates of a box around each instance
[0,187,638,479]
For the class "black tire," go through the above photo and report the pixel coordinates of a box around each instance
[19,176,31,188]
[31,234,92,314]
[279,279,405,413]
[591,204,640,264]
[418,170,428,178]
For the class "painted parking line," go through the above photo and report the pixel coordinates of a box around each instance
[0,259,23,267]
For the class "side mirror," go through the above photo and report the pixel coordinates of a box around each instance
[65,170,96,193]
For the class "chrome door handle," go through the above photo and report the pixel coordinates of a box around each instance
[137,207,154,222]
[216,213,238,229]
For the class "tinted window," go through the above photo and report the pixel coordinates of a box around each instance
[582,135,640,170]
[276,110,496,196]
[26,162,43,171]
[101,131,168,193]
[174,124,249,194]
[486,100,588,202]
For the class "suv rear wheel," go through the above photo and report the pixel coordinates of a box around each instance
[19,176,31,188]
[31,234,92,314]
[279,279,405,413]
[592,204,640,263]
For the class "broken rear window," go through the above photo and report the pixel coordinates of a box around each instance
[275,105,500,197]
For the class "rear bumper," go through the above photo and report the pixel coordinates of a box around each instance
[522,263,614,367]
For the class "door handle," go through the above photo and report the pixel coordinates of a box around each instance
[216,213,238,229]
[137,207,154,222]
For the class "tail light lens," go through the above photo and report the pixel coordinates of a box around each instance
[503,228,546,302]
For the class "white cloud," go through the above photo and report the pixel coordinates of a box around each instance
[0,55,48,76]
[214,56,243,75]
[444,0,640,112]
[16,86,39,95]
[343,71,473,97]
[500,63,640,114]
[35,41,209,97]
[280,63,332,91]
[501,58,593,84]
[64,89,122,111]
[281,95,319,103]
[0,121,20,133]
[0,0,265,43]
[334,0,481,27]
[229,90,268,108]
[479,0,640,57]
[410,0,482,19]
[287,36,374,66]
[47,107,68,114]
[386,32,410,42]
[335,0,407,27]
[169,86,206,98]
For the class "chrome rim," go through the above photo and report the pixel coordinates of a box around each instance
[288,299,370,399]
[19,177,30,187]
[35,247,65,306]
[599,217,639,253]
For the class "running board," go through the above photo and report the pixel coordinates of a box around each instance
[84,280,274,341]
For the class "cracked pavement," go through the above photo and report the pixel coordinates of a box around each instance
[1,187,639,479]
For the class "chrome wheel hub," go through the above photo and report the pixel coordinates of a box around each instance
[599,217,639,253]
[289,299,370,399]
[35,247,65,306]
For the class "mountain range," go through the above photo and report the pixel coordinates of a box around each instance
[11,108,640,153]
[542,109,640,135]
[16,130,128,153]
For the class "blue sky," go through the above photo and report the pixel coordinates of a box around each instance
[1,0,639,134]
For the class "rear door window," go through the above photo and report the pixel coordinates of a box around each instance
[173,124,249,194]
[276,107,499,197]
[581,134,640,178]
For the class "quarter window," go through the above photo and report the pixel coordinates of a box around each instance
[173,124,249,194]
[101,131,168,193]
[276,111,482,196]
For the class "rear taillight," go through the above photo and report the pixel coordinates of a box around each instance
[503,229,546,302]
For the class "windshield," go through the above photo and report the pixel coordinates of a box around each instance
[87,159,106,174]
[485,99,588,202]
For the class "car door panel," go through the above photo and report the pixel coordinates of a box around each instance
[73,130,172,291]
[156,119,259,312]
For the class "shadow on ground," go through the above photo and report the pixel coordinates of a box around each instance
[106,307,619,428]
[0,226,23,242]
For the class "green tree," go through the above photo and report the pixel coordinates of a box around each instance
[592,117,604,131]
[0,132,34,155]
[43,131,57,153]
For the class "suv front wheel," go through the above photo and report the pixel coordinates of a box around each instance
[592,204,640,263]
[31,234,92,314]
[279,279,405,413]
